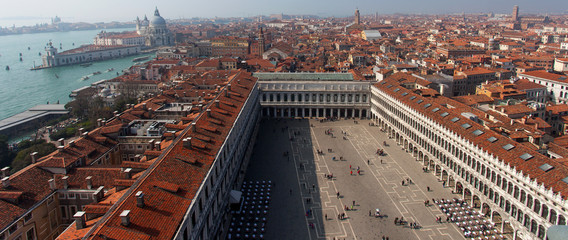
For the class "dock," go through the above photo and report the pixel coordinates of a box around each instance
[0,104,68,137]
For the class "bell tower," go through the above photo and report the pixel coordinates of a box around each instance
[258,27,265,57]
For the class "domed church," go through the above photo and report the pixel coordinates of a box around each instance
[135,7,173,47]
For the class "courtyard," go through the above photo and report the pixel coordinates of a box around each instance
[239,118,468,239]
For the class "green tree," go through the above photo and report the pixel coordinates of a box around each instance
[0,135,15,168]
[10,141,56,173]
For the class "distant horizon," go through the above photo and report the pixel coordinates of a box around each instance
[1,0,567,28]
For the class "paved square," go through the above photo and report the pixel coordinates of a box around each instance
[243,119,465,239]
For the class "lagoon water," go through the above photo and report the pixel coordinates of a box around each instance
[0,28,152,121]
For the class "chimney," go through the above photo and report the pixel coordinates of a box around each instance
[1,167,10,178]
[183,137,192,148]
[198,104,203,112]
[93,186,104,202]
[62,176,69,189]
[134,154,141,162]
[142,103,147,109]
[191,123,197,132]
[69,140,75,147]
[78,128,85,135]
[215,100,220,107]
[226,90,231,98]
[155,142,161,151]
[30,152,38,164]
[149,139,155,150]
[123,168,132,179]
[1,177,10,188]
[148,108,154,118]
[58,138,65,146]
[207,109,212,117]
[97,118,102,127]
[48,179,56,190]
[74,211,87,230]
[114,110,119,117]
[136,191,145,207]
[227,84,231,91]
[120,210,131,226]
[510,119,514,125]
[86,176,93,190]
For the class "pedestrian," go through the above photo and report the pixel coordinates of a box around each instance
[350,170,353,175]
[369,210,372,216]
[337,192,340,198]
[427,186,430,191]
[367,159,370,165]
[380,159,383,164]
[325,214,327,220]
[357,170,360,175]
[353,200,355,206]
[402,180,405,186]
[349,165,351,169]
[290,189,292,195]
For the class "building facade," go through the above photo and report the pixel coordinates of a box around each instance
[255,72,372,119]
[370,77,568,240]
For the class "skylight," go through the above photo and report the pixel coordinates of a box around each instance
[393,88,400,92]
[432,108,440,112]
[472,130,484,136]
[410,96,417,100]
[562,177,568,184]
[387,85,393,88]
[539,163,554,172]
[502,144,515,151]
[461,123,472,129]
[424,103,432,108]
[380,81,387,85]
[450,117,460,122]
[401,92,408,96]
[519,153,533,161]
[487,137,498,143]
[417,99,424,104]
[440,112,449,117]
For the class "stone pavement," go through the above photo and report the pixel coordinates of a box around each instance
[242,118,465,240]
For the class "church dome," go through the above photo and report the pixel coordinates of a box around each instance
[150,8,166,26]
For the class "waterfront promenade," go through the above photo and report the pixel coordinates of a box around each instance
[241,118,465,239]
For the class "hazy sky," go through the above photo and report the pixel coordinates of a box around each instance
[0,0,566,27]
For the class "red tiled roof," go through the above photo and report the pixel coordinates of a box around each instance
[86,70,258,239]
[375,73,568,199]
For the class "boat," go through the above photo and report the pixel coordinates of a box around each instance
[80,63,92,67]
[105,68,114,72]
[132,56,150,62]
[5,66,9,70]
[80,76,90,81]
[55,74,59,78]
[93,71,101,75]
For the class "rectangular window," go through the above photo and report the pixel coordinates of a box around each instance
[60,206,68,219]
[69,206,77,216]
[24,213,32,223]
[26,228,36,240]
